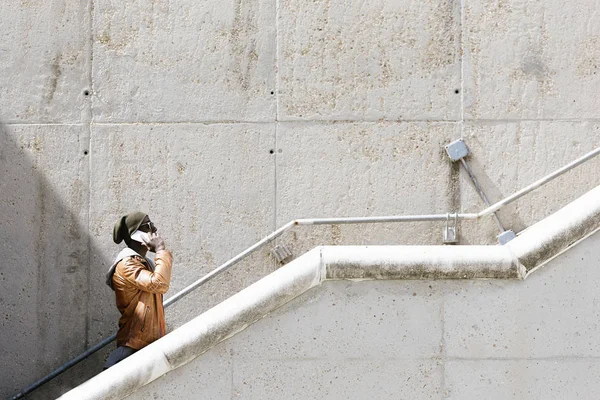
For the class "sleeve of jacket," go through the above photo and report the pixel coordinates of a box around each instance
[119,250,173,294]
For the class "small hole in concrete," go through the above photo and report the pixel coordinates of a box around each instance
[270,91,274,95]
[454,89,460,94]
[269,149,274,154]
[84,150,88,155]
[83,90,90,96]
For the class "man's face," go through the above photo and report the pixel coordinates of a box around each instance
[138,217,157,234]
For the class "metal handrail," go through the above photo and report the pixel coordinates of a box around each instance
[11,145,600,400]
[478,146,600,217]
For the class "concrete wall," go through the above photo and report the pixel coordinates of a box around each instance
[1,0,600,398]
[128,233,600,400]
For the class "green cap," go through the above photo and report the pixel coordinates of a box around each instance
[113,211,147,244]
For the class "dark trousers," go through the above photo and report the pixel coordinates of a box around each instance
[104,346,137,370]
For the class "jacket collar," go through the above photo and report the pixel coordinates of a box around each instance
[105,247,155,290]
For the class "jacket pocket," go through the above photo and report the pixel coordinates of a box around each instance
[141,306,150,332]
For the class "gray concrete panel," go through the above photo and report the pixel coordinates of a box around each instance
[0,124,91,398]
[458,122,600,244]
[126,343,232,400]
[127,280,444,400]
[92,0,276,122]
[88,123,277,345]
[445,360,600,399]
[276,122,461,259]
[464,0,600,119]
[444,231,600,359]
[231,359,442,399]
[229,281,443,360]
[278,0,461,121]
[0,1,90,123]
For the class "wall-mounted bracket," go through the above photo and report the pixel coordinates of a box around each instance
[445,138,516,245]
[445,139,470,161]
[271,245,293,264]
[443,213,459,244]
[497,230,516,245]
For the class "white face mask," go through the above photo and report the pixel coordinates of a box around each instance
[129,230,151,244]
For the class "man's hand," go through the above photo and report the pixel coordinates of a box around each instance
[142,232,166,253]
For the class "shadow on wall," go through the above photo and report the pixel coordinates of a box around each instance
[0,123,114,399]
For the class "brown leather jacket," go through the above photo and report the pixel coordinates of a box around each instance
[111,250,173,350]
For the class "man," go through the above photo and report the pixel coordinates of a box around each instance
[104,211,173,369]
